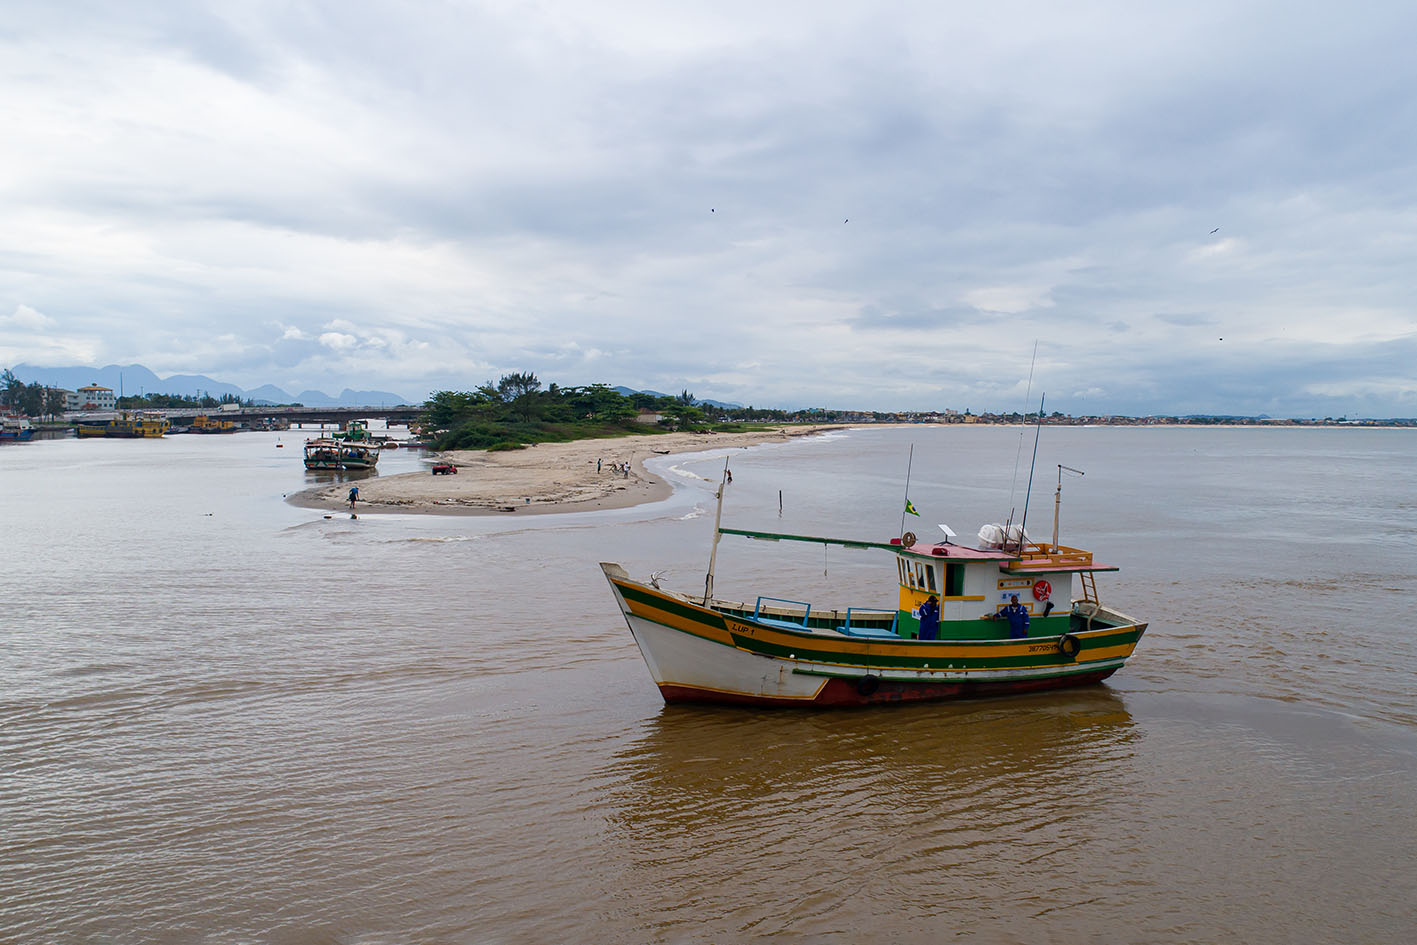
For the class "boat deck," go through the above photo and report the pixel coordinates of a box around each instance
[704,597,1129,642]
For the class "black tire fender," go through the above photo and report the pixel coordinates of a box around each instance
[856,674,881,696]
[1057,634,1082,659]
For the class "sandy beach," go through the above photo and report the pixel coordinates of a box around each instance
[287,425,842,516]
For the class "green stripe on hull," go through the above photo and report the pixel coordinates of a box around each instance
[618,582,730,630]
[617,578,1140,674]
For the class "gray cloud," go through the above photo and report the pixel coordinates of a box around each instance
[1,0,1415,416]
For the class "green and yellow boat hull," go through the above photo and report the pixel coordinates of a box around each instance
[602,562,1146,707]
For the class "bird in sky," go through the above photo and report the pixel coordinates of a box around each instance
[1210,227,1220,234]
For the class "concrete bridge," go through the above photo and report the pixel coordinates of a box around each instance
[73,404,425,425]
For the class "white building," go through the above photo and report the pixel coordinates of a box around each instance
[70,385,115,411]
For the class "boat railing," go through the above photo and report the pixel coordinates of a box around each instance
[753,596,811,628]
[1006,543,1094,570]
[840,607,900,638]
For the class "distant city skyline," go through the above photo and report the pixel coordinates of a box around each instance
[8,360,1412,421]
[3,2,1416,418]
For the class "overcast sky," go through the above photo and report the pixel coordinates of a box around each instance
[2,0,1415,416]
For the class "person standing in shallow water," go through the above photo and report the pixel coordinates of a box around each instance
[917,595,940,640]
[991,594,1030,638]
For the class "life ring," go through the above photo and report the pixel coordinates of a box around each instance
[1032,579,1052,601]
[902,531,917,547]
[1056,634,1081,659]
[856,674,881,696]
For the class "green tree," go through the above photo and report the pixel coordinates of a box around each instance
[1,368,22,411]
[496,372,542,422]
[17,381,44,417]
[425,390,490,429]
[661,402,707,428]
[567,384,635,421]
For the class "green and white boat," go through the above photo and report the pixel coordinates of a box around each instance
[603,466,1146,707]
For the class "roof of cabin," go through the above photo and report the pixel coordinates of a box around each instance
[898,540,1120,573]
[717,528,1119,573]
[896,541,1018,561]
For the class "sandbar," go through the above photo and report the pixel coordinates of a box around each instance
[287,425,843,516]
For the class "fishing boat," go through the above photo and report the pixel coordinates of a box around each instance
[302,437,380,470]
[75,410,170,438]
[337,419,377,443]
[602,464,1147,707]
[191,414,238,434]
[0,416,35,442]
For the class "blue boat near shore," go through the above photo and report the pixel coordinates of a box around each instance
[0,416,35,442]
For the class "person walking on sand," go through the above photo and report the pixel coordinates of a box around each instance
[347,485,359,510]
[597,458,602,474]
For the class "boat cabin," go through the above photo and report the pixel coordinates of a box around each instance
[711,526,1121,643]
[889,537,1117,639]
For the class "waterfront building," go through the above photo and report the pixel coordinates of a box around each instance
[71,385,115,411]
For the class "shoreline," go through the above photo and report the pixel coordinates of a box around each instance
[285,425,844,517]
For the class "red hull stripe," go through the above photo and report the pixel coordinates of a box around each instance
[659,667,1120,707]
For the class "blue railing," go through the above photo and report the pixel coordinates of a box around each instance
[753,597,811,627]
[840,607,901,638]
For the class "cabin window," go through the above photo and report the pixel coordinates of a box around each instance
[945,564,965,597]
[897,560,909,587]
[911,562,935,591]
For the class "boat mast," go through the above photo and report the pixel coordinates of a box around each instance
[898,444,914,538]
[1052,464,1084,552]
[1017,392,1044,550]
[704,457,731,602]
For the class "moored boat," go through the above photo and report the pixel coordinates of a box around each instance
[75,410,170,438]
[191,414,238,433]
[603,466,1146,708]
[303,436,380,470]
[0,415,35,442]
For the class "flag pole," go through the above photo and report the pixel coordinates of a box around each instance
[899,444,914,537]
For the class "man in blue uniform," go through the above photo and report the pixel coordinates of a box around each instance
[917,595,940,641]
[992,594,1030,638]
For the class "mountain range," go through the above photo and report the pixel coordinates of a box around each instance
[9,363,411,407]
[611,386,741,410]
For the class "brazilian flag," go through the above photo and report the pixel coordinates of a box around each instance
[905,499,920,517]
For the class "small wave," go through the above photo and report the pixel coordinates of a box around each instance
[666,463,714,481]
[52,663,135,679]
[382,535,484,544]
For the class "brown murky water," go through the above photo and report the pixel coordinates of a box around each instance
[3,426,1414,943]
